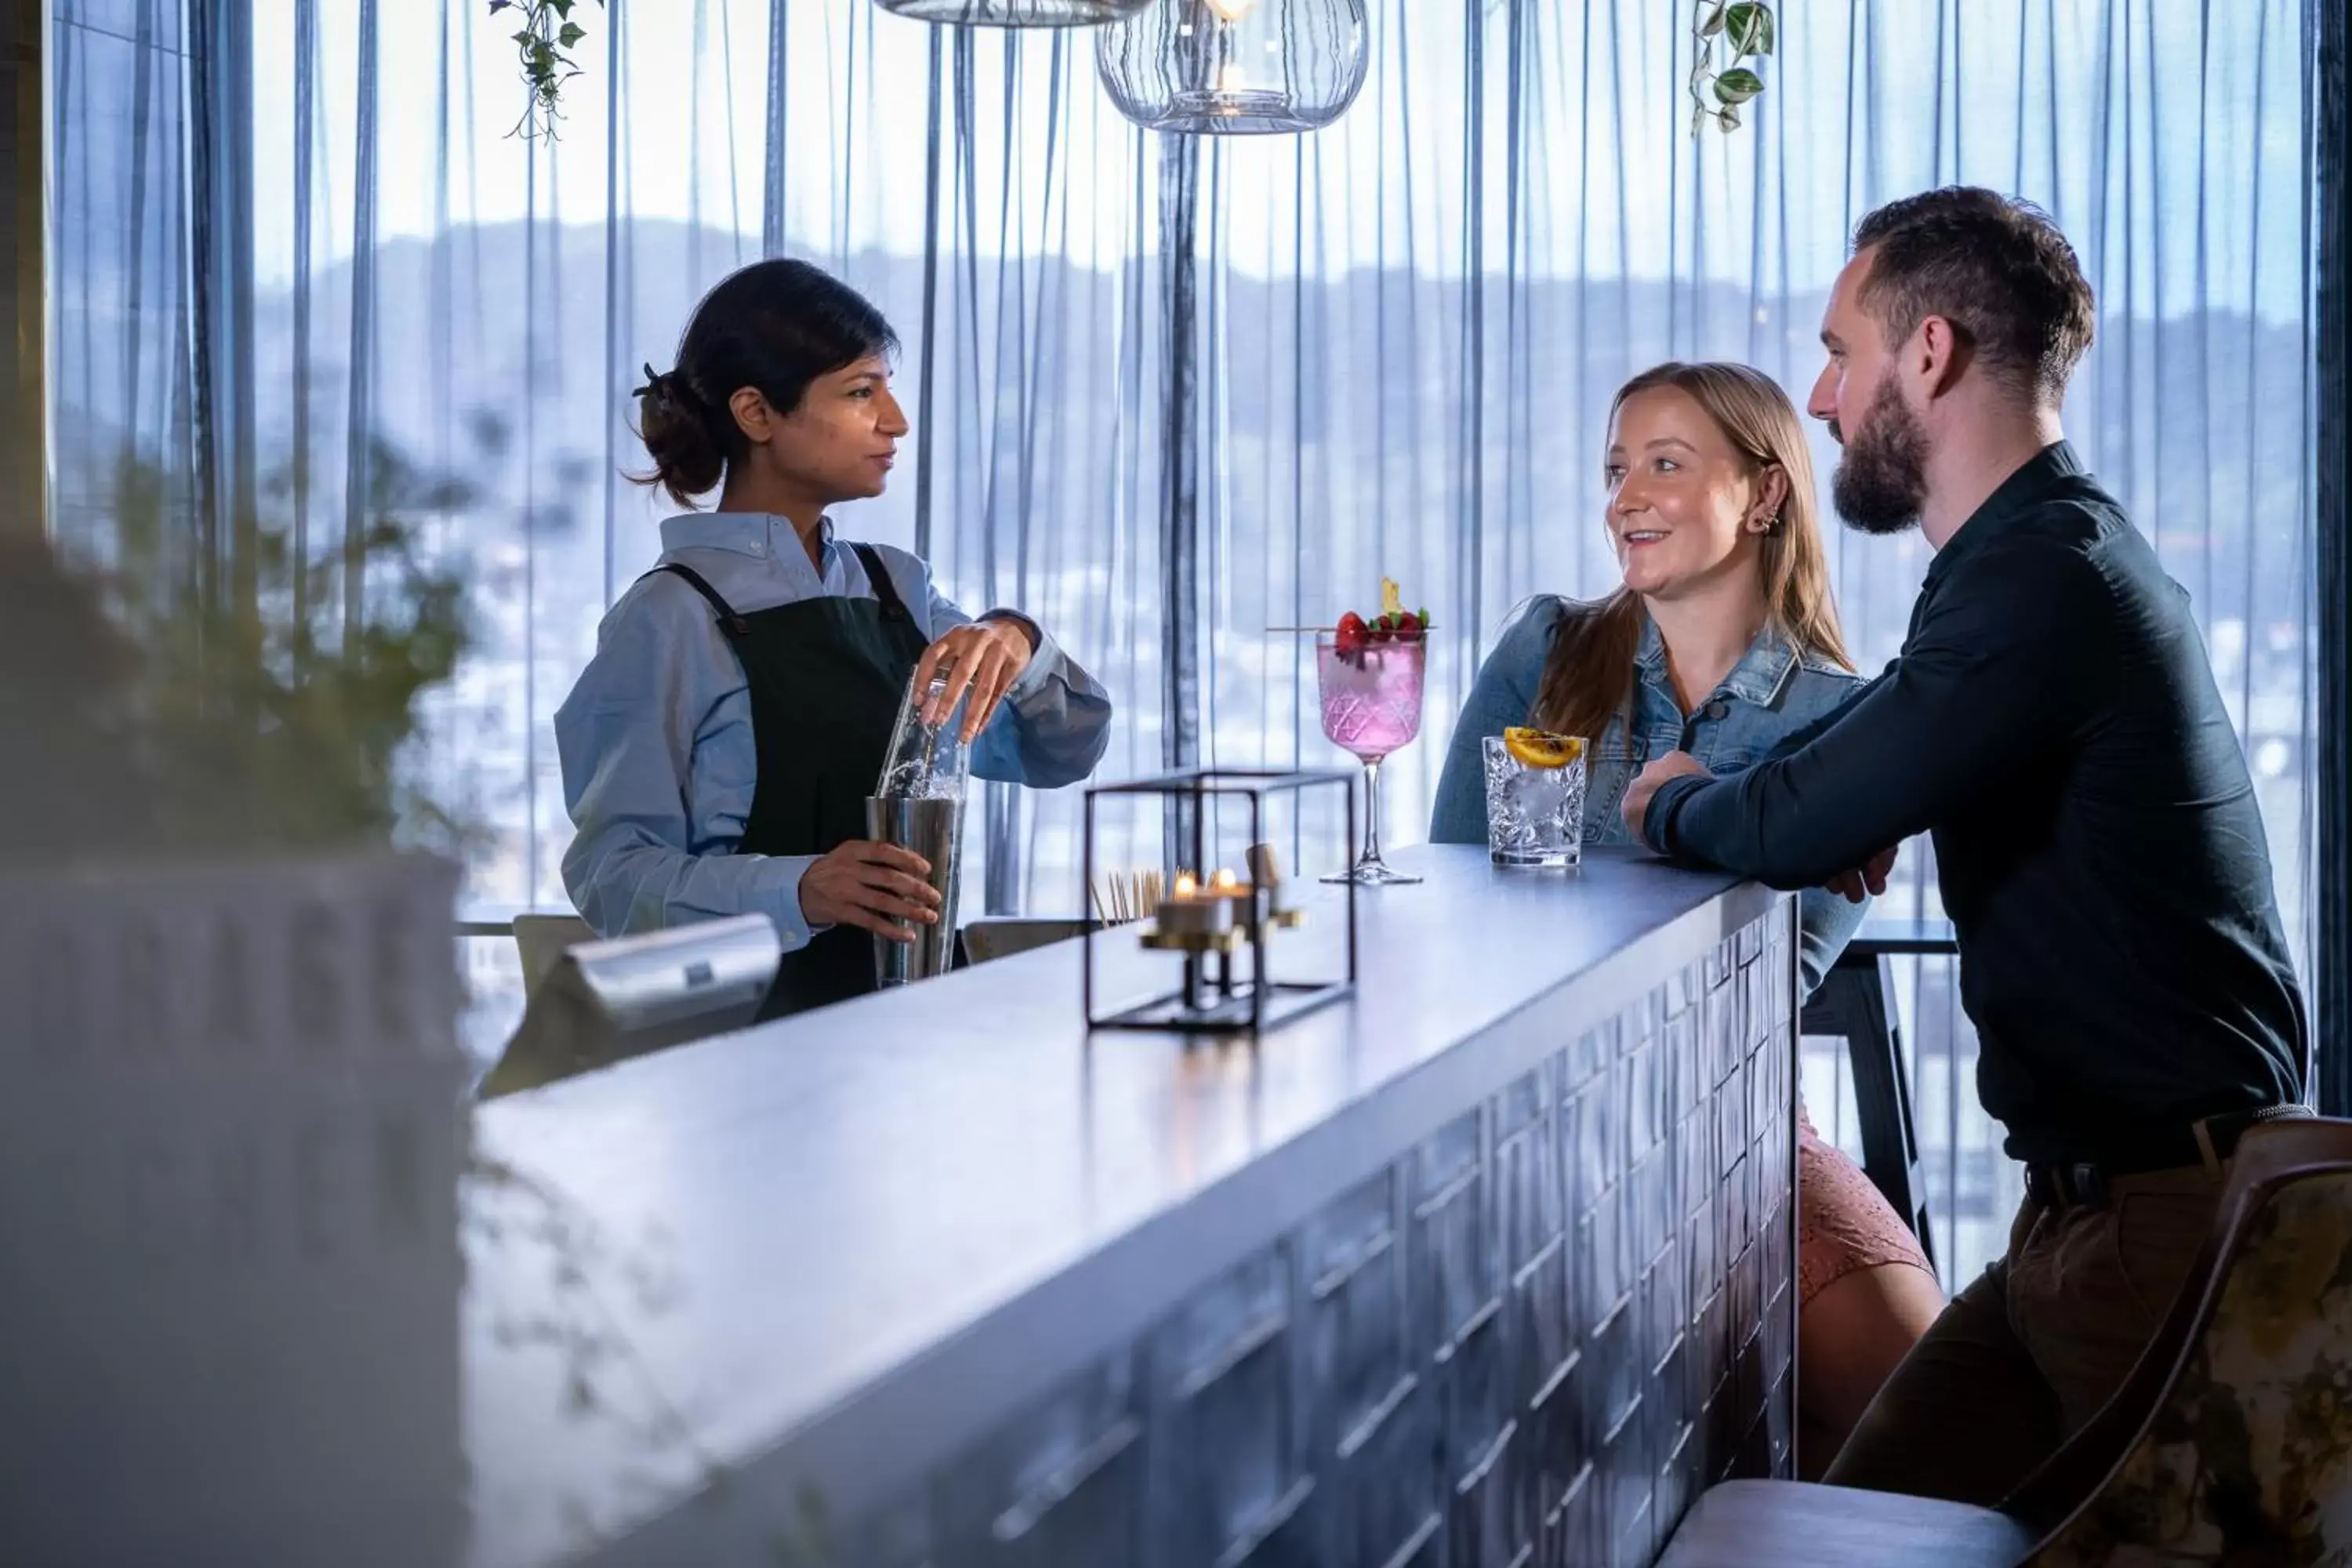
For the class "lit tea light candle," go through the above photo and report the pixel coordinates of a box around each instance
[1153,872,1233,938]
[1207,865,1275,925]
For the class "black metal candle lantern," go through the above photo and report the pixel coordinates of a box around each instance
[1081,768,1358,1034]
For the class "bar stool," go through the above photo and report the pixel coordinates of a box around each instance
[1799,918,1956,1272]
[1657,1117,2352,1568]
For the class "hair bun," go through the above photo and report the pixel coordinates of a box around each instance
[633,361,707,414]
[633,364,725,506]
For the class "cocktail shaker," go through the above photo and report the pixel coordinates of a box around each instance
[869,668,972,989]
[866,796,961,987]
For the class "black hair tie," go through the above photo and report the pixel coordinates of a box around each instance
[631,362,672,401]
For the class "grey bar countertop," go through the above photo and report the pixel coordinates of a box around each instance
[463,844,1779,1567]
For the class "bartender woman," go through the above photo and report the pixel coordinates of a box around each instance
[554,259,1112,1017]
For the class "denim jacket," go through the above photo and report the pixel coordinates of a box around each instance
[1429,594,1870,993]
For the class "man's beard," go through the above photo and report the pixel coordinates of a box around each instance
[1831,372,1930,536]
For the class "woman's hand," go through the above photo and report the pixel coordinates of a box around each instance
[798,840,940,942]
[913,618,1036,742]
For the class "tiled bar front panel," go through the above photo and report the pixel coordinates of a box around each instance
[781,907,1791,1568]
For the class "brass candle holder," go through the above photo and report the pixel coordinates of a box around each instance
[1082,768,1356,1035]
[1137,860,1308,955]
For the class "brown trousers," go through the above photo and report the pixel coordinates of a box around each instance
[1819,1163,2222,1505]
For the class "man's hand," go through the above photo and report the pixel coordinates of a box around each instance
[798,840,940,942]
[914,618,1036,742]
[1621,751,1710,845]
[1825,844,1898,905]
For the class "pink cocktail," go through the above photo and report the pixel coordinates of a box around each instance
[1316,633,1426,885]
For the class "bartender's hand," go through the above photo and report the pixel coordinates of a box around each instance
[1621,751,1710,845]
[915,617,1036,742]
[1826,844,1898,905]
[798,840,941,942]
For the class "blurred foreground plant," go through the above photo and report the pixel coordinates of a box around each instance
[1,439,477,863]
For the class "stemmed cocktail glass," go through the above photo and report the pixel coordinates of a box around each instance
[1315,630,1425,886]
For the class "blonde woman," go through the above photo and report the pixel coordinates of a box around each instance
[1432,361,1943,1475]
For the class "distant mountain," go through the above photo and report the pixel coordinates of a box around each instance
[56,216,2315,643]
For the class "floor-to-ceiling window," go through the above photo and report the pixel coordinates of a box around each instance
[52,0,2321,1283]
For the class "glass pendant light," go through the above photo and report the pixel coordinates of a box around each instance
[873,0,1155,26]
[1098,0,1369,134]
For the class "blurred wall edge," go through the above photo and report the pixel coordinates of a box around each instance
[0,852,470,1568]
[2,0,44,539]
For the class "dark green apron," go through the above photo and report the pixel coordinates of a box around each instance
[654,543,931,1019]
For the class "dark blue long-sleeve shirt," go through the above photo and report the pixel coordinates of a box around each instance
[1643,443,2306,1162]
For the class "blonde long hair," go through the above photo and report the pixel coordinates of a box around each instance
[1530,361,1850,742]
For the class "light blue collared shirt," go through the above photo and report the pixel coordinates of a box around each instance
[555,513,1114,949]
[1429,596,1870,993]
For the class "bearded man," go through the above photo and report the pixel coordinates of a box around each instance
[1622,186,2309,1505]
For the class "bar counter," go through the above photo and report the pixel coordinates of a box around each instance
[464,845,1801,1568]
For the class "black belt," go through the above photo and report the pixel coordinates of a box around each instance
[2023,1104,2313,1210]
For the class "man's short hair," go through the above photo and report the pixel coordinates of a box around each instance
[1850,187,2096,405]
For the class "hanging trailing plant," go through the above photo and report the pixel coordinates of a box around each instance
[1690,1,1775,136]
[488,0,604,140]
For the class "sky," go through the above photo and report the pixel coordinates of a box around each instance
[225,0,2312,325]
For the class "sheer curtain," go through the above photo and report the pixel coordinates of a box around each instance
[52,1,2321,1276]
[49,0,201,572]
[1201,0,2314,898]
[1200,0,2318,1279]
[232,2,1174,920]
[50,0,1185,1049]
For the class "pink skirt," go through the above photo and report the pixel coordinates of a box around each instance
[1798,1111,1936,1306]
